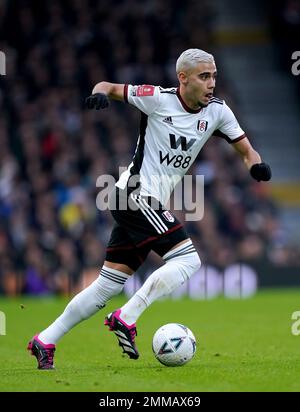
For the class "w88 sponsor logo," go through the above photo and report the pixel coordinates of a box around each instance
[159,133,195,168]
[159,151,192,168]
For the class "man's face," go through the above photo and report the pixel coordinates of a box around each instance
[179,62,217,106]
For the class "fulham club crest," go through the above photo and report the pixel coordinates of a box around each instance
[197,120,208,133]
[162,210,175,223]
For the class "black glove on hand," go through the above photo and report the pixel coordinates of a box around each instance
[250,162,272,182]
[85,93,109,110]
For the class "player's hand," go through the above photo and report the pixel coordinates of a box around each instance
[250,162,272,181]
[85,93,109,110]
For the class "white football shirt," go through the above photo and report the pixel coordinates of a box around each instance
[116,84,245,206]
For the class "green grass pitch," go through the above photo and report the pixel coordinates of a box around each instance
[0,289,300,392]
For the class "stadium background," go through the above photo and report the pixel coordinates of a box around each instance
[0,0,299,299]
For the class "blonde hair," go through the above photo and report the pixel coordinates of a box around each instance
[176,49,215,73]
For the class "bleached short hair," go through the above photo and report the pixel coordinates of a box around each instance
[176,49,215,73]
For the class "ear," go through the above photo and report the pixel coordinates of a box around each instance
[178,71,188,85]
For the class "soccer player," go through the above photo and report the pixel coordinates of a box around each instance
[28,49,271,368]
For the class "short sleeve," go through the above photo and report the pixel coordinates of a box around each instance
[216,102,245,143]
[124,84,161,115]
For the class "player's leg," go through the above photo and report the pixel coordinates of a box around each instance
[105,192,201,358]
[27,224,143,369]
[36,262,133,345]
[118,236,201,326]
[102,232,150,360]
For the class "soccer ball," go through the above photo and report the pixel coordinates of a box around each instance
[152,323,196,366]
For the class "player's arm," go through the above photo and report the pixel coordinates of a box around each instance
[233,137,272,181]
[85,82,125,110]
[218,102,271,182]
[233,136,261,169]
[92,82,125,101]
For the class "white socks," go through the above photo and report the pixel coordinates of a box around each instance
[38,266,130,344]
[38,241,201,344]
[119,240,201,325]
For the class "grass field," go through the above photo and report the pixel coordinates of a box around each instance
[0,289,300,392]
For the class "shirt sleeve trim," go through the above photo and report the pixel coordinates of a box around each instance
[229,133,246,144]
[123,84,129,103]
[213,130,246,144]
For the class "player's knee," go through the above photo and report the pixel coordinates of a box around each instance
[167,251,201,281]
[191,252,201,273]
[183,252,201,279]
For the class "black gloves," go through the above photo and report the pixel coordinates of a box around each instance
[250,162,272,182]
[85,93,109,109]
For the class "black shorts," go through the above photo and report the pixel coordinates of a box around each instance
[105,187,189,271]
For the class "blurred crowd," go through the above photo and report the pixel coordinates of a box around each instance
[269,0,300,71]
[0,0,299,296]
